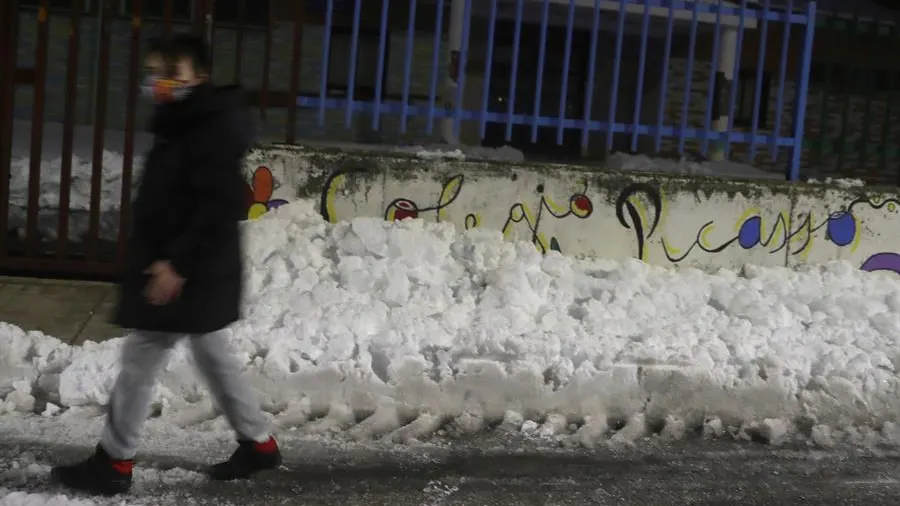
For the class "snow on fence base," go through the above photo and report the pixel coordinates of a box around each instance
[250,143,900,274]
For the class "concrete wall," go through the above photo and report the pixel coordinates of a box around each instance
[246,144,900,274]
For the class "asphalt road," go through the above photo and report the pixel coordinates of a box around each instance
[2,434,900,506]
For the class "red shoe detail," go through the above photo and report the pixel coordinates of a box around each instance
[110,460,133,475]
[253,437,278,454]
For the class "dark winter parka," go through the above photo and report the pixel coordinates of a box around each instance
[113,83,252,334]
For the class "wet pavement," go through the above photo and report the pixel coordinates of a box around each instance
[0,277,122,344]
[2,434,900,505]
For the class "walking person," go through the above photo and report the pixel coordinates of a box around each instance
[51,34,280,496]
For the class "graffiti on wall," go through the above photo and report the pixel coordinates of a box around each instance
[322,170,593,253]
[317,166,900,274]
[661,203,861,262]
[320,167,368,223]
[384,174,465,223]
[244,166,289,220]
[498,181,593,254]
[861,252,900,275]
[652,193,900,273]
[615,183,662,261]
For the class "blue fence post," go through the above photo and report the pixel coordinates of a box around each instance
[344,0,362,129]
[630,0,652,152]
[749,0,772,161]
[788,1,817,181]
[318,0,334,126]
[425,0,444,135]
[723,0,747,159]
[771,0,794,161]
[400,0,419,133]
[530,0,551,143]
[701,1,724,156]
[371,0,390,131]
[504,0,525,142]
[557,0,577,146]
[452,0,473,140]
[606,0,628,152]
[580,0,602,152]
[479,0,499,140]
[678,1,701,155]
[653,0,676,153]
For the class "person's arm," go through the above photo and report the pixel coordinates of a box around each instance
[164,120,245,278]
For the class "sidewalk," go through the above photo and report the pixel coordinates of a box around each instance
[0,276,122,344]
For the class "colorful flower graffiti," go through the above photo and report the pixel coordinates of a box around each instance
[244,166,288,220]
[384,174,465,222]
[382,176,593,254]
[501,184,593,254]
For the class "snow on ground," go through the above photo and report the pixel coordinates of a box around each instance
[2,200,900,450]
[7,121,149,241]
[7,150,142,241]
[0,490,101,505]
[0,448,207,505]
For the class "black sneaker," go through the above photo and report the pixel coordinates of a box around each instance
[50,444,133,496]
[209,437,282,480]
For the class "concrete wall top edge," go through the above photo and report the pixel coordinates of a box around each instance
[249,142,900,203]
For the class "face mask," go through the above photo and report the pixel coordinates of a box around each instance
[141,76,192,104]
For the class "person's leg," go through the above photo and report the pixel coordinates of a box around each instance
[189,329,280,479]
[189,329,270,441]
[100,330,182,459]
[52,330,181,495]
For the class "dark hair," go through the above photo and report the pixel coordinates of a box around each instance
[166,34,212,75]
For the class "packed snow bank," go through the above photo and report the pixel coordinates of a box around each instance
[6,152,142,241]
[7,151,141,214]
[7,120,151,240]
[0,490,102,506]
[3,200,900,446]
[605,152,781,180]
[392,144,526,163]
[0,462,204,505]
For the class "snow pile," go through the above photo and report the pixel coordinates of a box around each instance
[7,152,143,241]
[0,458,205,504]
[393,144,526,163]
[7,150,141,213]
[807,177,867,188]
[605,152,785,180]
[0,490,101,506]
[606,152,715,176]
[3,201,900,446]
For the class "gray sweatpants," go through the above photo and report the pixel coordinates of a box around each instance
[100,330,270,460]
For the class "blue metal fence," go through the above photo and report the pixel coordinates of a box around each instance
[299,0,818,181]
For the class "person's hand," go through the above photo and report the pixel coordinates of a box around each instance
[144,260,185,306]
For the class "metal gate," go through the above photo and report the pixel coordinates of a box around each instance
[0,0,818,278]
[0,0,227,278]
